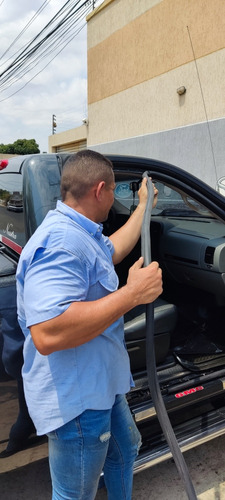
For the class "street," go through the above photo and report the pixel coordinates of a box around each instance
[1,378,225,499]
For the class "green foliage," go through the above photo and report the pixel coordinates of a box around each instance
[0,188,10,203]
[0,138,40,155]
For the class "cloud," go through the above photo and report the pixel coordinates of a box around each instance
[0,0,94,152]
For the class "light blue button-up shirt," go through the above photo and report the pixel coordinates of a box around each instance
[16,201,132,435]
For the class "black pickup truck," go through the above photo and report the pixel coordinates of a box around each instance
[1,153,225,474]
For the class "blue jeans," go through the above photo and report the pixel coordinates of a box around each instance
[47,394,141,500]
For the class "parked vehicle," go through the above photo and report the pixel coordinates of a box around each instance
[1,153,225,473]
[7,192,23,212]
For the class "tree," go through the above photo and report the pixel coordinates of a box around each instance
[0,138,40,155]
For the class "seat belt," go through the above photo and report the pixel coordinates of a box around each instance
[141,171,197,500]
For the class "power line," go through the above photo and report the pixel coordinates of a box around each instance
[0,2,89,92]
[0,23,86,103]
[0,1,92,96]
[0,1,86,80]
[0,0,52,63]
[0,0,104,102]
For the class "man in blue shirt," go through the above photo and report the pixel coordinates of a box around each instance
[16,150,162,500]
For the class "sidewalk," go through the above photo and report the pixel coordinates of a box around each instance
[1,379,225,500]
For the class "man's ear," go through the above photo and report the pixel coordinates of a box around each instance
[95,181,105,201]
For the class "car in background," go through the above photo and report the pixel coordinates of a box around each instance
[7,192,23,212]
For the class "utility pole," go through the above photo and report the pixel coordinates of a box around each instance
[52,114,57,135]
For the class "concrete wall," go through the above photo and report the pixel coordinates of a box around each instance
[49,0,225,187]
[86,0,225,187]
[90,117,225,189]
[88,0,225,106]
[87,48,225,145]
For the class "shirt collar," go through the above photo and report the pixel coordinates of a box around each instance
[56,200,103,240]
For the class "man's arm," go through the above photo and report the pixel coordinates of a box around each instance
[110,178,158,265]
[30,259,162,356]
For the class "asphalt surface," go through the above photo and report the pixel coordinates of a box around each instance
[1,378,225,500]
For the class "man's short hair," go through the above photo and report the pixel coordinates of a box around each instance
[61,150,114,201]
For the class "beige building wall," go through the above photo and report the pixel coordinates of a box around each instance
[48,0,225,187]
[87,0,162,49]
[88,50,225,145]
[48,125,87,153]
[87,0,225,146]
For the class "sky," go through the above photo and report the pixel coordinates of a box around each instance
[0,0,103,152]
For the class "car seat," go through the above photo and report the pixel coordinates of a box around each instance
[124,298,177,371]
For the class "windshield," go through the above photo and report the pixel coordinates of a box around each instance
[114,179,215,218]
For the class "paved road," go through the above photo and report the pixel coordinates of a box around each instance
[1,379,225,500]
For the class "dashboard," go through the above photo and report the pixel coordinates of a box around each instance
[152,217,225,300]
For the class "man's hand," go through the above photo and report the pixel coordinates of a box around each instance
[30,256,162,356]
[110,177,158,266]
[137,177,148,208]
[138,177,158,209]
[152,183,158,209]
[126,257,163,305]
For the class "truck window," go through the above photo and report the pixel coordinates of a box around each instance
[0,172,25,252]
